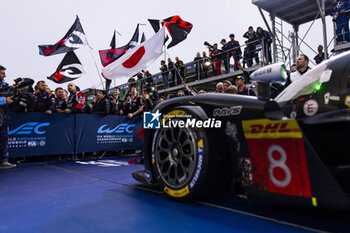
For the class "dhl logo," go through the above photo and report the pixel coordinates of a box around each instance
[242,119,302,139]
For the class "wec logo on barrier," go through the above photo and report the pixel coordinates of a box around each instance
[97,123,135,134]
[9,122,50,135]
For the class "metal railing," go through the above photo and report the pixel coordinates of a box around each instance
[116,38,273,93]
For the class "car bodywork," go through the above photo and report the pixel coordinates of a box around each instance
[133,51,350,209]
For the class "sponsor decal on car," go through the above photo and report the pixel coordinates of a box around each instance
[189,139,204,190]
[303,99,318,116]
[242,119,311,198]
[164,186,189,198]
[213,106,242,117]
[242,119,302,139]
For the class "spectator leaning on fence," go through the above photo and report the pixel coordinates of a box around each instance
[256,26,272,64]
[92,90,111,115]
[0,65,16,169]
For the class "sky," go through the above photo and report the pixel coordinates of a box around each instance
[0,0,335,91]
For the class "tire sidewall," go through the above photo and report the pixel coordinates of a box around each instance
[151,108,213,200]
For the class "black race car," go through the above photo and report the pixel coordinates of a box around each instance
[133,51,350,209]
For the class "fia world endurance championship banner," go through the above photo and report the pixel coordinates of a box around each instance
[75,114,143,153]
[8,112,75,157]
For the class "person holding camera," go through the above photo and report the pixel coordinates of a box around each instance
[331,0,350,43]
[8,78,34,113]
[209,43,222,76]
[0,65,16,169]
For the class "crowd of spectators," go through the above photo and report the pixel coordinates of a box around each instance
[148,25,273,89]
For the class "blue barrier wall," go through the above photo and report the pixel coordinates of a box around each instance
[7,112,143,157]
[75,114,143,153]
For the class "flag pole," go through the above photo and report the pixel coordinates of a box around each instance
[87,45,105,89]
[76,15,105,89]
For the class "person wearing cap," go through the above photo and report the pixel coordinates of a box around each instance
[220,39,231,73]
[227,34,242,71]
[235,76,255,96]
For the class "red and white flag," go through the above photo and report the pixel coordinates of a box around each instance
[102,26,165,82]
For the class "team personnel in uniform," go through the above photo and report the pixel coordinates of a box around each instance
[123,87,143,119]
[0,65,16,169]
[54,87,67,113]
[32,81,55,114]
[66,82,87,113]
[331,0,350,43]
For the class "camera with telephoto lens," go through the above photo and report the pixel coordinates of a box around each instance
[204,41,214,50]
[13,77,23,89]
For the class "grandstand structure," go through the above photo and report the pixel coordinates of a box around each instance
[98,0,350,98]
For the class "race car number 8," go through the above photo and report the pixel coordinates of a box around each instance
[267,145,291,188]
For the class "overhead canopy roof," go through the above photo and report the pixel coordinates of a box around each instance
[252,0,335,26]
